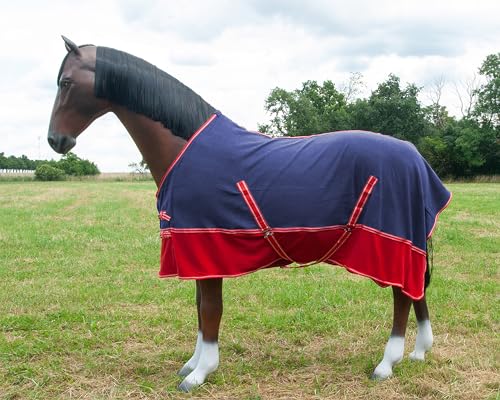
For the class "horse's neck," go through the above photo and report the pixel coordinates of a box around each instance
[113,106,187,187]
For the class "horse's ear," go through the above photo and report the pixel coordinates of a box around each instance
[61,35,81,56]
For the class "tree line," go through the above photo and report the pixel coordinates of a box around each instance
[0,153,40,170]
[259,53,499,178]
[0,152,99,179]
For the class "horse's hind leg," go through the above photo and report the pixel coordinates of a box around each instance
[179,278,223,392]
[178,281,203,377]
[409,295,433,361]
[372,286,412,380]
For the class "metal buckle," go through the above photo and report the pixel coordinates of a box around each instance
[344,225,354,233]
[263,228,273,238]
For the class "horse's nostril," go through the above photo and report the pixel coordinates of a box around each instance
[48,133,77,153]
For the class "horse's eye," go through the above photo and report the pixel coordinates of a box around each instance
[60,80,71,89]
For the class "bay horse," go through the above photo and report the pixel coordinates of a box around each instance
[47,36,451,392]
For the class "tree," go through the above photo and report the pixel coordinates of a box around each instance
[0,152,99,175]
[424,76,449,130]
[339,72,366,103]
[474,53,500,128]
[129,159,150,174]
[57,152,100,176]
[454,74,479,119]
[350,74,429,143]
[257,66,498,177]
[259,80,351,136]
[468,53,500,174]
[418,134,450,177]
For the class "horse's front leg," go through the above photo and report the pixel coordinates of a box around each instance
[409,295,433,361]
[178,280,203,377]
[179,278,223,392]
[372,286,412,379]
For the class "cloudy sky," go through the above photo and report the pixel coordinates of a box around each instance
[1,0,499,172]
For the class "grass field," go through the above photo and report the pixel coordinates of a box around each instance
[0,181,498,399]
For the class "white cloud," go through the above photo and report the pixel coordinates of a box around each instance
[0,0,499,172]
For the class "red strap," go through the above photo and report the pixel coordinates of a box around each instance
[236,181,268,231]
[237,176,378,265]
[236,181,293,262]
[348,175,378,226]
[158,211,172,221]
[316,175,378,263]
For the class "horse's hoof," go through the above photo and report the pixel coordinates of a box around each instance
[409,350,425,361]
[370,372,391,381]
[371,364,392,380]
[178,378,199,393]
[178,365,194,378]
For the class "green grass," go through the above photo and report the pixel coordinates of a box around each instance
[0,181,498,399]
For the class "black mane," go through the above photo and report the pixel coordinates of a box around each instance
[94,47,215,139]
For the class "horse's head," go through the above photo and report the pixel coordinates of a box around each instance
[47,36,111,154]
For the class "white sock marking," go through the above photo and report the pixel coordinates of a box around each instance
[178,331,203,377]
[373,335,405,379]
[179,340,219,391]
[410,319,433,361]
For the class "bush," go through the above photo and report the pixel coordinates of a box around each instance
[35,164,66,181]
[57,152,100,176]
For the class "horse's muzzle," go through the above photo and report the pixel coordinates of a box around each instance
[48,132,77,154]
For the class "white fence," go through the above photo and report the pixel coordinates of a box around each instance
[0,169,35,174]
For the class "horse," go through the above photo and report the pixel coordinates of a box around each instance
[47,36,451,392]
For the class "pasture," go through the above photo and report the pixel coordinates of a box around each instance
[0,181,498,399]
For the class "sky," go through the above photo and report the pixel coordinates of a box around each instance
[1,0,499,172]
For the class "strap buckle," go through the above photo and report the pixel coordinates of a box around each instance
[263,228,273,238]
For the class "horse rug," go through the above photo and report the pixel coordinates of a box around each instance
[156,112,451,300]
